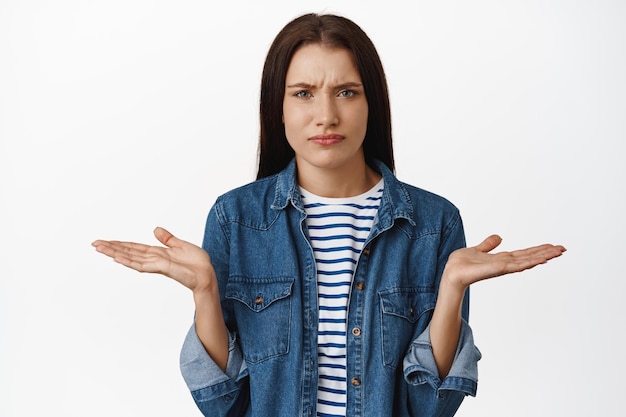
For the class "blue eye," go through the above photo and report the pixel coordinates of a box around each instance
[339,90,357,97]
[295,90,311,98]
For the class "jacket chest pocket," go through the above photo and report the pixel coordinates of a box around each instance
[379,288,435,369]
[225,278,294,364]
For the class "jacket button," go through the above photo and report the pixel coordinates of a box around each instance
[255,295,264,305]
[352,327,361,336]
[363,247,371,256]
[355,281,365,290]
[351,377,361,386]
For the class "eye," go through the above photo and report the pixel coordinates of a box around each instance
[338,90,357,98]
[294,90,312,98]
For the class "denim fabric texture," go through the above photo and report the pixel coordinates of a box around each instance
[179,159,482,417]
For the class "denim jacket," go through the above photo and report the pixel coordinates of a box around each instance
[180,159,482,417]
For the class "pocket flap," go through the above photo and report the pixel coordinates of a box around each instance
[225,278,294,312]
[379,288,435,323]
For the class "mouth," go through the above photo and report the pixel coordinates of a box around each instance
[309,134,345,145]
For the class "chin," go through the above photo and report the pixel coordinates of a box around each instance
[300,153,364,172]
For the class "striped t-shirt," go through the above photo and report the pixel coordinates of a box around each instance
[300,179,384,417]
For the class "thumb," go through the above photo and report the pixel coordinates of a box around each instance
[153,226,181,248]
[475,234,503,253]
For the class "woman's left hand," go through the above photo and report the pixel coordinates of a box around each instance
[442,234,566,291]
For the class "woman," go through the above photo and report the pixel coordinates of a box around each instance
[92,13,565,417]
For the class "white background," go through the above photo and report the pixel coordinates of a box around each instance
[1,1,624,416]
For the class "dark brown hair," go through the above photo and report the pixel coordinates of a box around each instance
[256,13,394,179]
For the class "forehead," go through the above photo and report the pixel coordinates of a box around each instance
[285,44,361,82]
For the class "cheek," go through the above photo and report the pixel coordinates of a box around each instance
[282,112,297,145]
[283,106,307,135]
[350,105,369,135]
[360,109,369,132]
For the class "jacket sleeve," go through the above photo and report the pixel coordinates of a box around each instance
[402,212,482,416]
[179,201,251,416]
[180,325,249,416]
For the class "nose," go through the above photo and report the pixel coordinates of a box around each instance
[315,95,339,127]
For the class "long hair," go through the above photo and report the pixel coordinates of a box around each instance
[256,13,394,179]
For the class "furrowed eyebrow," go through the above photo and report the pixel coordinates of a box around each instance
[334,82,363,90]
[286,82,314,89]
[285,81,363,89]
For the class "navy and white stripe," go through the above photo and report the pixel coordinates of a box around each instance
[301,179,384,417]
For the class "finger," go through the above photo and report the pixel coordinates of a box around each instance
[93,241,137,259]
[102,243,170,272]
[93,237,174,275]
[113,254,164,273]
[509,244,566,264]
[500,245,566,273]
[475,234,502,253]
[94,240,153,258]
[154,227,183,248]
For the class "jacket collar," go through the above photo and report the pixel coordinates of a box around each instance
[271,158,416,228]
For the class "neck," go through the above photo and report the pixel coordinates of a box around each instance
[296,159,381,198]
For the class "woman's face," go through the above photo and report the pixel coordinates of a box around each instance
[283,44,369,175]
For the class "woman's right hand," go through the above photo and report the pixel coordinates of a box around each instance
[93,227,230,369]
[92,226,215,294]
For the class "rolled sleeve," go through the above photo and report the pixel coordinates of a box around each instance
[179,323,248,399]
[403,320,482,397]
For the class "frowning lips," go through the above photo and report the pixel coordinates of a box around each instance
[308,134,345,145]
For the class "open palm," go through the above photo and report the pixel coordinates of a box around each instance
[92,227,215,293]
[444,234,566,289]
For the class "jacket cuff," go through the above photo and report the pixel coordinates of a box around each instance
[403,320,482,397]
[179,323,248,398]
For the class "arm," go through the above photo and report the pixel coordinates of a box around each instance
[92,227,230,370]
[430,234,566,378]
[93,226,251,416]
[402,213,565,417]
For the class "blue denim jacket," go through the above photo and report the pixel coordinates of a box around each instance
[180,159,481,417]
